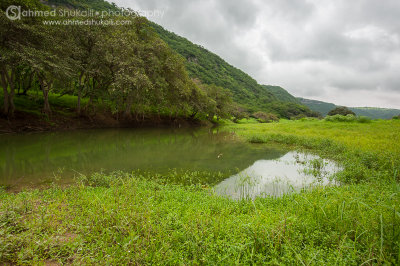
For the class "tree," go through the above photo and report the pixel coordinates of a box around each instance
[327,106,356,116]
[27,23,76,115]
[0,0,46,117]
[68,23,106,115]
[252,111,279,123]
[231,104,249,122]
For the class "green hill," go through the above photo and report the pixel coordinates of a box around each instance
[149,23,275,108]
[45,0,118,11]
[149,23,318,118]
[263,85,300,104]
[297,98,336,116]
[298,98,400,119]
[349,107,400,120]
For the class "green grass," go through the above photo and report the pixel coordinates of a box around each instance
[236,117,259,124]
[1,120,400,264]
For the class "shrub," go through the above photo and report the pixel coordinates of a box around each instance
[299,117,321,122]
[251,111,279,123]
[324,114,356,122]
[324,114,372,123]
[290,114,306,120]
[392,115,400,120]
[356,116,372,123]
[327,106,356,116]
[231,106,249,123]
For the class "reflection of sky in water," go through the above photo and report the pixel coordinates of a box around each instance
[214,151,342,199]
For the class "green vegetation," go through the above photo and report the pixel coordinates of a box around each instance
[324,114,371,123]
[0,0,234,123]
[45,0,119,11]
[327,106,356,116]
[1,0,400,264]
[1,120,400,264]
[251,111,279,123]
[298,98,337,116]
[0,0,322,124]
[263,85,300,104]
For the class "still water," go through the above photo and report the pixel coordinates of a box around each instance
[0,128,341,197]
[214,151,341,199]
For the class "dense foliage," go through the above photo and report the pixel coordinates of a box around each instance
[251,111,279,123]
[324,114,371,123]
[45,0,119,11]
[0,1,234,121]
[327,106,356,116]
[263,85,300,104]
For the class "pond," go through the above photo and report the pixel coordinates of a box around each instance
[214,151,341,199]
[0,128,341,197]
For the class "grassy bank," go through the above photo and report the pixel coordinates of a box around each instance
[1,120,400,264]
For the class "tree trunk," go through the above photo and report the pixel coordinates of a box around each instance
[124,94,133,119]
[77,89,82,115]
[42,88,51,115]
[38,77,52,116]
[77,72,84,115]
[8,86,15,117]
[190,111,197,119]
[7,70,15,117]
[0,71,9,116]
[86,94,93,111]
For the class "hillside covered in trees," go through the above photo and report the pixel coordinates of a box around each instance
[150,22,319,118]
[0,0,239,127]
[0,0,320,132]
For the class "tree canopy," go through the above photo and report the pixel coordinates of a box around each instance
[328,107,356,116]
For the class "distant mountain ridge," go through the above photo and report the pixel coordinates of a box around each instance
[298,98,400,119]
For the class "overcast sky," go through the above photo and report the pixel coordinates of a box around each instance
[113,0,400,109]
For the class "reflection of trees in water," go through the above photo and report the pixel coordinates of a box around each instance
[0,128,286,188]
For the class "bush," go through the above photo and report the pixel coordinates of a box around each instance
[327,106,356,116]
[324,114,356,122]
[251,111,279,123]
[299,117,321,122]
[231,106,249,123]
[324,114,371,123]
[290,114,306,120]
[356,116,372,123]
[392,115,400,120]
